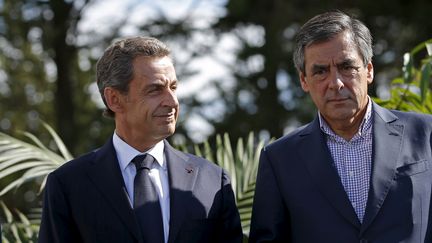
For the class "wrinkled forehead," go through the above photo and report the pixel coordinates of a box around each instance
[305,32,361,60]
[132,55,177,81]
[152,56,174,68]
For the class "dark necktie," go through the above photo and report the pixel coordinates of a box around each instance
[132,154,164,243]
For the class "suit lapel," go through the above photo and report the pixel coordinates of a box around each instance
[361,103,403,232]
[164,141,199,243]
[298,118,361,228]
[85,138,141,242]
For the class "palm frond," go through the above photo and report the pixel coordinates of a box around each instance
[0,201,38,243]
[42,122,73,161]
[0,123,71,196]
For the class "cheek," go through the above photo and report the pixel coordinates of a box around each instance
[140,100,157,112]
[350,81,368,96]
[311,83,328,96]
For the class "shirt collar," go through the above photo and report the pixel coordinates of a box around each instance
[112,132,165,172]
[318,96,373,139]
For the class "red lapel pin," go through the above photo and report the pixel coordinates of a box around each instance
[185,165,193,173]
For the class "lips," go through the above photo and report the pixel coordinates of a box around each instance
[154,112,175,117]
[153,109,177,122]
[327,97,349,102]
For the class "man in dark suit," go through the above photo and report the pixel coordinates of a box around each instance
[38,37,242,243]
[249,11,432,243]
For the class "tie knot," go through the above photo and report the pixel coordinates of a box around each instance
[132,154,154,170]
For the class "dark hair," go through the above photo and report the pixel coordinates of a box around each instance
[96,36,171,117]
[293,11,373,75]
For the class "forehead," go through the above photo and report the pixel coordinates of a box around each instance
[304,32,362,67]
[132,56,176,78]
[133,55,173,69]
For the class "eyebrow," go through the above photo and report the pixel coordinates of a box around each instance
[337,59,357,66]
[311,64,329,72]
[310,58,359,71]
[146,79,177,89]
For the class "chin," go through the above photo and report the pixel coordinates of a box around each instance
[164,126,176,136]
[332,112,357,121]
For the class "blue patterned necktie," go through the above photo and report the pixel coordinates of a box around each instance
[132,154,164,243]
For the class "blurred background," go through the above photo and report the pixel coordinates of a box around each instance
[1,0,431,240]
[2,0,432,154]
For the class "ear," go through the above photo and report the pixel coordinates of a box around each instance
[299,71,310,92]
[104,87,125,114]
[366,62,374,84]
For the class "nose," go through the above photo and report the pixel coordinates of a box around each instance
[162,88,179,108]
[328,69,344,91]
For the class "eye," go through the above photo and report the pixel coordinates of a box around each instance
[312,67,328,80]
[314,69,326,75]
[340,64,360,76]
[147,85,163,95]
[170,83,177,91]
[343,65,355,71]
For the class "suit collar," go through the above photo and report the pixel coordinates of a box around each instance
[298,118,362,228]
[164,141,199,243]
[85,138,142,242]
[361,102,403,232]
[113,133,166,170]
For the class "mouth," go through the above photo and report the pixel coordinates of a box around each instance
[154,111,177,122]
[327,97,349,103]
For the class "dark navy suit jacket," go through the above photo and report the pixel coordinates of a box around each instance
[38,140,242,243]
[249,103,432,243]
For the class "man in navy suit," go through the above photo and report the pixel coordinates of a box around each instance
[249,11,432,242]
[38,37,242,243]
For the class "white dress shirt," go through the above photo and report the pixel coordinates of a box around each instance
[112,133,170,243]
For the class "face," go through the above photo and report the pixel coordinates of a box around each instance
[105,56,179,150]
[300,31,374,126]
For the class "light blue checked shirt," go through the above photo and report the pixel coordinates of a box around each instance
[318,98,373,222]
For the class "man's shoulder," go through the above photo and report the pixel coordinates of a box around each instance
[392,109,432,122]
[51,148,100,178]
[377,105,432,128]
[168,146,220,171]
[166,145,231,185]
[373,102,432,122]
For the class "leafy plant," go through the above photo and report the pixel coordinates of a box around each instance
[0,201,39,243]
[0,122,71,196]
[374,39,432,113]
[0,122,71,242]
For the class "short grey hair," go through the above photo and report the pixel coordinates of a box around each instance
[293,11,373,75]
[96,36,171,117]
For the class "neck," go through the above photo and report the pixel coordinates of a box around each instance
[327,117,363,141]
[115,128,159,153]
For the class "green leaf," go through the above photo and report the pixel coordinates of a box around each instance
[42,122,73,161]
[403,53,414,83]
[0,123,68,196]
[420,62,431,103]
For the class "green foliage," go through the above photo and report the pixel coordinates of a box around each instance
[374,39,432,114]
[0,201,39,243]
[0,122,70,196]
[0,122,70,242]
